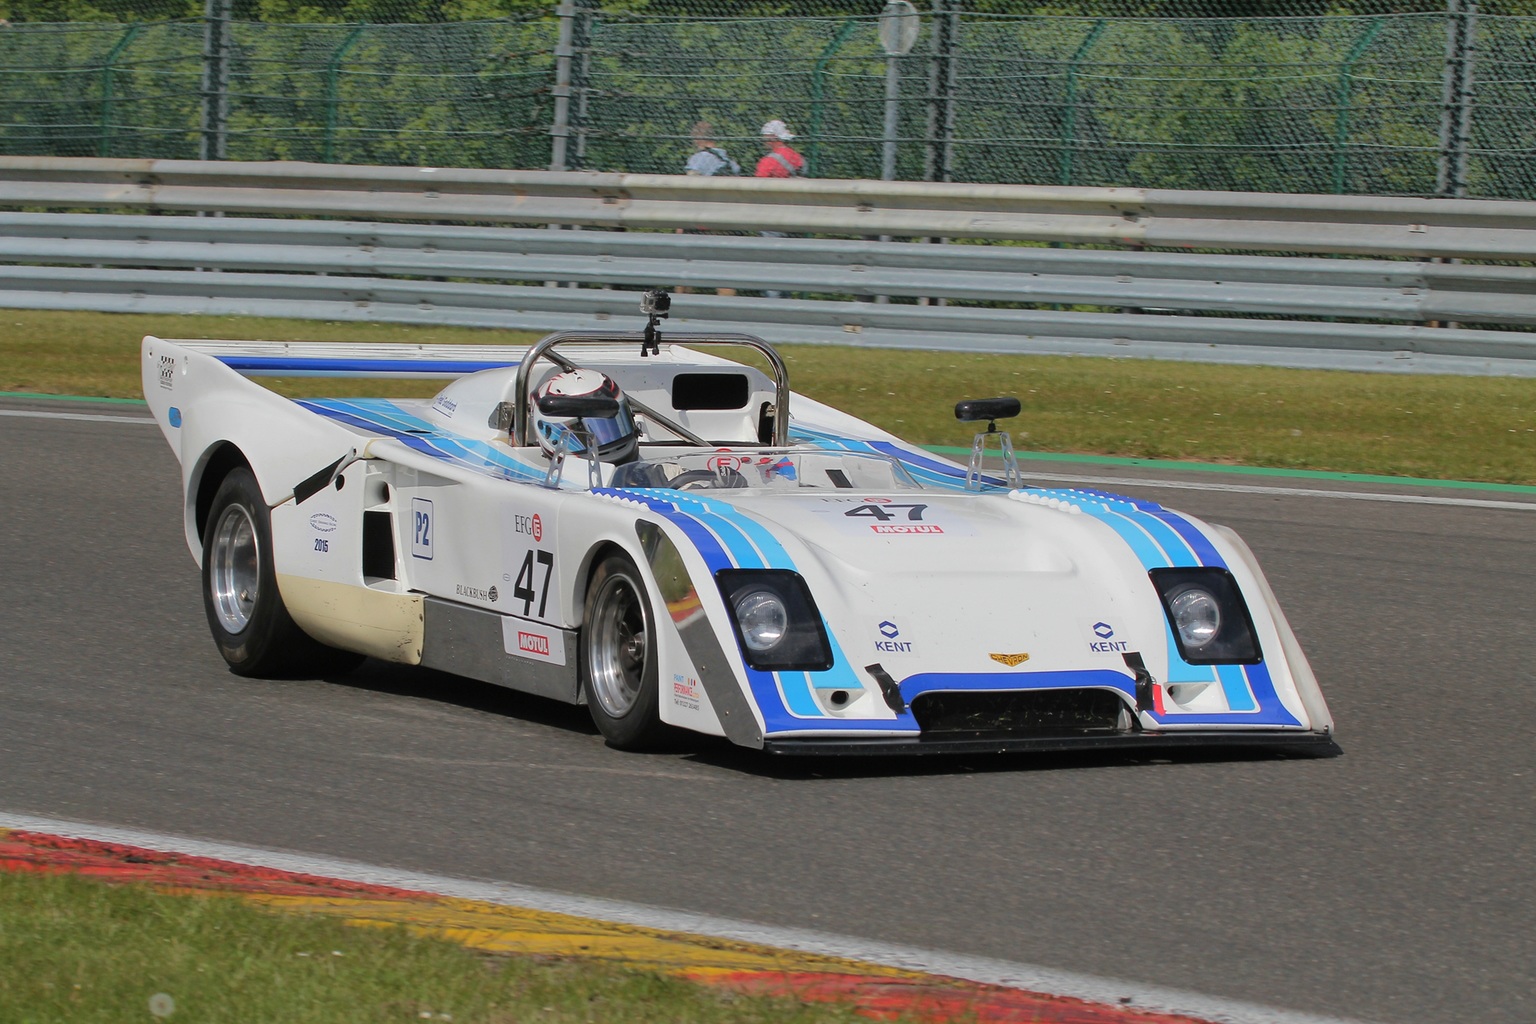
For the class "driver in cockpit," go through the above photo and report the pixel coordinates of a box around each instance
[529,368,640,464]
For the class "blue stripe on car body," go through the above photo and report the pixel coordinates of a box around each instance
[298,399,547,484]
[788,426,1009,491]
[597,489,822,726]
[638,490,868,709]
[294,401,1300,733]
[1009,485,1298,727]
[899,669,1136,705]
[219,356,517,376]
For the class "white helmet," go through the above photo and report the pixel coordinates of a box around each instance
[530,368,639,464]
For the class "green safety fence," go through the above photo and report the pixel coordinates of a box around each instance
[2,2,1535,200]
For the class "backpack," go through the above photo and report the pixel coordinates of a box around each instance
[704,147,741,176]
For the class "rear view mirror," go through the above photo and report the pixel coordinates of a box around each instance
[954,397,1021,423]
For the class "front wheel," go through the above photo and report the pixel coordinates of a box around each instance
[201,467,362,678]
[580,552,673,750]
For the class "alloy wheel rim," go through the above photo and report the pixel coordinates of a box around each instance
[210,505,260,634]
[588,574,647,717]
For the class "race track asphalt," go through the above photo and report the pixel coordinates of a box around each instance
[1,397,1531,1024]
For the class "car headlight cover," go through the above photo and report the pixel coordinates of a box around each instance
[1168,585,1221,649]
[735,590,788,652]
[1149,567,1261,664]
[716,570,833,672]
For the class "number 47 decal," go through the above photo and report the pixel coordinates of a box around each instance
[845,503,928,522]
[514,549,554,617]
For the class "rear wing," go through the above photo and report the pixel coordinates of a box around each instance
[154,339,532,378]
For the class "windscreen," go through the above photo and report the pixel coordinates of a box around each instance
[609,449,920,492]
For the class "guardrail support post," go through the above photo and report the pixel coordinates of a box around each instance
[200,0,233,161]
[1332,17,1383,195]
[1059,19,1106,187]
[1437,0,1479,198]
[322,24,367,164]
[99,23,142,158]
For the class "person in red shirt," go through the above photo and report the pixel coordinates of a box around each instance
[754,119,805,178]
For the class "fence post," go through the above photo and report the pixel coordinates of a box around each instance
[571,3,594,169]
[200,0,232,160]
[1437,0,1479,198]
[546,0,594,172]
[1059,19,1105,186]
[550,0,579,171]
[924,0,959,182]
[322,24,367,164]
[1331,17,1383,194]
[99,23,142,158]
[880,2,921,181]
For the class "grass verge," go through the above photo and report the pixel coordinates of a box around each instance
[3,309,1534,485]
[0,869,870,1024]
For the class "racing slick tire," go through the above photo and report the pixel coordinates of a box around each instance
[579,552,675,750]
[201,467,364,678]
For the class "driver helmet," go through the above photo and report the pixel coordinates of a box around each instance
[530,368,639,464]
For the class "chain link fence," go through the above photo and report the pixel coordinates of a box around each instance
[2,2,1534,199]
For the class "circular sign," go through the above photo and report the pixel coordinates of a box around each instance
[531,513,543,542]
[878,0,921,56]
[707,455,743,473]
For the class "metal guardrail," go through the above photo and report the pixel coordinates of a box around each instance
[6,157,1536,259]
[3,158,1536,376]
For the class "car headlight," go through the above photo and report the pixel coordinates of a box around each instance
[716,570,833,671]
[1149,567,1261,664]
[734,590,788,652]
[1167,585,1221,649]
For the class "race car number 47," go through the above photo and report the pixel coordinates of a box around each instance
[845,503,943,534]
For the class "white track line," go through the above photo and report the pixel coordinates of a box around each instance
[1020,471,1536,512]
[0,811,1380,1024]
[0,409,156,425]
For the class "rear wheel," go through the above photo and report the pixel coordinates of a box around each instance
[580,552,672,750]
[202,467,362,678]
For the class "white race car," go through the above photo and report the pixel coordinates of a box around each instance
[142,294,1333,755]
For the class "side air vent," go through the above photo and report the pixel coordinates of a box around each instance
[363,510,396,580]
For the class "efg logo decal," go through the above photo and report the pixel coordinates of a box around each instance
[1089,621,1129,653]
[514,513,544,542]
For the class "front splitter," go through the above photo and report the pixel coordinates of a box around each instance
[762,729,1339,757]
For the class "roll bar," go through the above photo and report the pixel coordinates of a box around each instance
[511,331,792,449]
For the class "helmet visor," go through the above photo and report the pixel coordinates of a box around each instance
[582,403,637,452]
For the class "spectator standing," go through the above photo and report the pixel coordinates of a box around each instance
[684,121,740,177]
[679,121,739,296]
[754,119,804,297]
[754,119,805,178]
